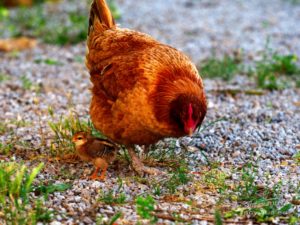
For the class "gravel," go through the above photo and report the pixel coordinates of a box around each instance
[1,0,300,224]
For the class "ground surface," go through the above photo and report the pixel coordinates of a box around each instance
[0,0,300,224]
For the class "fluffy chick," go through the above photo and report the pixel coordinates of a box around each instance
[72,132,118,180]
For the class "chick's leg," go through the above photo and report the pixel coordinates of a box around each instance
[99,165,108,181]
[127,146,163,176]
[90,167,100,180]
[91,158,108,180]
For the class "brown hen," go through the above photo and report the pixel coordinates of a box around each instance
[86,0,207,175]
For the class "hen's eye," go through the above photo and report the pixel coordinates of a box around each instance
[77,137,83,140]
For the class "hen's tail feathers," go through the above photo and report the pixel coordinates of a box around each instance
[88,0,116,35]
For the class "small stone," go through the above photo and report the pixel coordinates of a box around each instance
[232,150,241,158]
[74,196,81,203]
[83,217,93,224]
[50,222,62,225]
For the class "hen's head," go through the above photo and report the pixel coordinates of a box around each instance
[72,132,88,146]
[170,94,207,136]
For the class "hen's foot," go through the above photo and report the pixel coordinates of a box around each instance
[128,147,165,176]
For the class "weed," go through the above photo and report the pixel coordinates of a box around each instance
[98,190,126,205]
[98,178,126,205]
[20,75,33,90]
[107,0,121,20]
[151,184,162,196]
[33,183,71,200]
[214,209,223,225]
[286,0,300,4]
[203,168,228,194]
[135,195,157,223]
[233,163,259,202]
[150,163,191,195]
[256,61,285,90]
[10,118,32,128]
[296,79,300,88]
[199,55,242,81]
[0,73,10,83]
[145,140,186,169]
[48,111,104,156]
[0,162,54,224]
[0,142,13,155]
[254,40,300,90]
[165,165,191,194]
[96,211,122,225]
[20,75,41,92]
[293,151,300,165]
[34,58,63,66]
[0,122,9,135]
[0,0,121,45]
[224,163,299,223]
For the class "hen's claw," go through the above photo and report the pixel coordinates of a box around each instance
[128,147,165,176]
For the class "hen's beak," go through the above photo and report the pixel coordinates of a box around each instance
[188,128,193,137]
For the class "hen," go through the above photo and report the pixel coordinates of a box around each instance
[86,0,207,175]
[72,132,118,180]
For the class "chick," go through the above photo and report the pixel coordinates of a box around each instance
[72,132,118,180]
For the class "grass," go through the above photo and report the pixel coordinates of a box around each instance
[98,178,126,205]
[212,163,299,223]
[0,118,32,136]
[0,142,13,155]
[286,0,300,4]
[98,190,127,205]
[214,209,223,225]
[140,159,192,195]
[203,168,228,194]
[293,151,300,165]
[164,165,191,194]
[0,122,9,135]
[199,55,242,81]
[136,195,157,223]
[20,75,41,92]
[33,182,71,200]
[96,212,122,225]
[254,53,299,90]
[193,161,300,224]
[198,40,300,90]
[0,0,121,45]
[34,58,63,66]
[48,109,104,156]
[0,73,10,83]
[0,162,55,224]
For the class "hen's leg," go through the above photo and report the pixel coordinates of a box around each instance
[127,146,163,176]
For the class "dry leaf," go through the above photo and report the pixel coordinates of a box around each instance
[2,0,33,7]
[0,37,37,52]
[293,101,300,107]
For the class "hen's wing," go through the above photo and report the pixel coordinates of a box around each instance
[87,29,158,101]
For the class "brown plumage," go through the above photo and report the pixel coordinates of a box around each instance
[86,0,207,175]
[72,132,118,180]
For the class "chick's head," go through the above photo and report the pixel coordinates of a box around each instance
[72,132,88,146]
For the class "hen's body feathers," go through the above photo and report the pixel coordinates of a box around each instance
[86,0,206,146]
